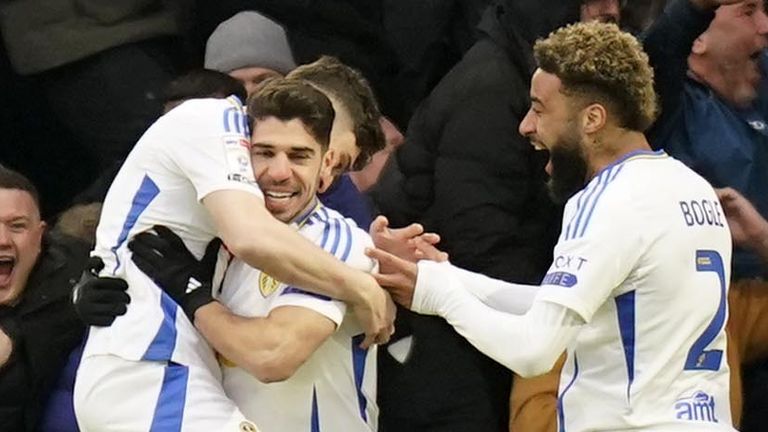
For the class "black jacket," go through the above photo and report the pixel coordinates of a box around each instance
[374,0,579,284]
[0,232,89,432]
[373,1,578,429]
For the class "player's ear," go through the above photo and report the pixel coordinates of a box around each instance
[317,150,335,193]
[582,103,607,135]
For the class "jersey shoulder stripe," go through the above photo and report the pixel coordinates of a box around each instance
[108,174,160,274]
[222,96,249,136]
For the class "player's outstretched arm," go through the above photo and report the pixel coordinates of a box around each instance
[203,189,393,347]
[367,247,582,376]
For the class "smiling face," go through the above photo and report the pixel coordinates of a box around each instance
[692,0,768,107]
[0,188,45,305]
[519,69,589,203]
[251,116,333,222]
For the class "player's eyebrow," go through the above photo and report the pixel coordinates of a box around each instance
[531,96,545,108]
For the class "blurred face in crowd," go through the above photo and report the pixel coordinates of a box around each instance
[691,0,768,107]
[230,66,282,96]
[580,0,621,24]
[0,188,45,305]
[519,70,589,203]
[250,117,333,222]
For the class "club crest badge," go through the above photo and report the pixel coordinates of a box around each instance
[259,272,280,297]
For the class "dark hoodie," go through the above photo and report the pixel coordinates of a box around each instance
[374,1,578,431]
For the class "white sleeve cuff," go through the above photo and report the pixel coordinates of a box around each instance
[412,260,456,315]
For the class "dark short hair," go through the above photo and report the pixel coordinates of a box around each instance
[247,78,335,150]
[0,167,40,211]
[288,56,385,170]
[163,69,247,105]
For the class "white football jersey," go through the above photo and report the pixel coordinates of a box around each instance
[536,150,734,431]
[218,203,378,432]
[84,96,263,371]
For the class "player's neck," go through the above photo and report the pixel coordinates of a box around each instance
[586,129,651,180]
[289,197,320,227]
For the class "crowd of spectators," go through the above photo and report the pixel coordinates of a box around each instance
[2,0,768,431]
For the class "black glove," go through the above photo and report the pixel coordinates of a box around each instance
[128,225,221,321]
[73,256,130,326]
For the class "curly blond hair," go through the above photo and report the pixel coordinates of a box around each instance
[534,22,658,131]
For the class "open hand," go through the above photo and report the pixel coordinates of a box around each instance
[365,246,419,309]
[369,216,447,268]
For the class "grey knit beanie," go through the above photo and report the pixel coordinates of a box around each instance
[204,11,297,75]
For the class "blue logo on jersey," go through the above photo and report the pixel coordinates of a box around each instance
[542,271,578,288]
[674,391,718,423]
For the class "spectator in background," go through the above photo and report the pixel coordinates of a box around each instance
[508,187,768,432]
[203,11,388,228]
[643,3,768,428]
[371,1,580,430]
[0,167,90,431]
[204,11,296,95]
[580,0,623,24]
[644,0,768,279]
[0,0,190,208]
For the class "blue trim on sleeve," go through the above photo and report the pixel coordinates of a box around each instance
[142,292,179,361]
[281,286,332,301]
[339,220,353,262]
[351,334,369,422]
[615,290,636,404]
[149,362,188,432]
[557,354,579,432]
[110,175,160,274]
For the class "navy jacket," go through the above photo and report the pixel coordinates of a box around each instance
[645,0,768,278]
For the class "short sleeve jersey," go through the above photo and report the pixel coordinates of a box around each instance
[218,204,379,432]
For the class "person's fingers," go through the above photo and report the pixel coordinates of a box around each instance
[419,233,440,244]
[370,215,389,234]
[394,223,424,239]
[130,252,160,282]
[201,238,223,269]
[371,272,408,289]
[130,232,172,258]
[86,256,106,273]
[366,247,410,273]
[152,225,188,252]
[360,333,377,349]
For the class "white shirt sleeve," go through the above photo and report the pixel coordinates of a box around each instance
[161,99,263,201]
[412,263,581,377]
[535,187,644,323]
[417,260,539,314]
[269,220,377,328]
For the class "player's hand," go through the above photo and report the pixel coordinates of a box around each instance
[351,273,396,349]
[365,246,419,309]
[72,256,130,326]
[369,216,446,268]
[716,187,768,250]
[128,225,220,321]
